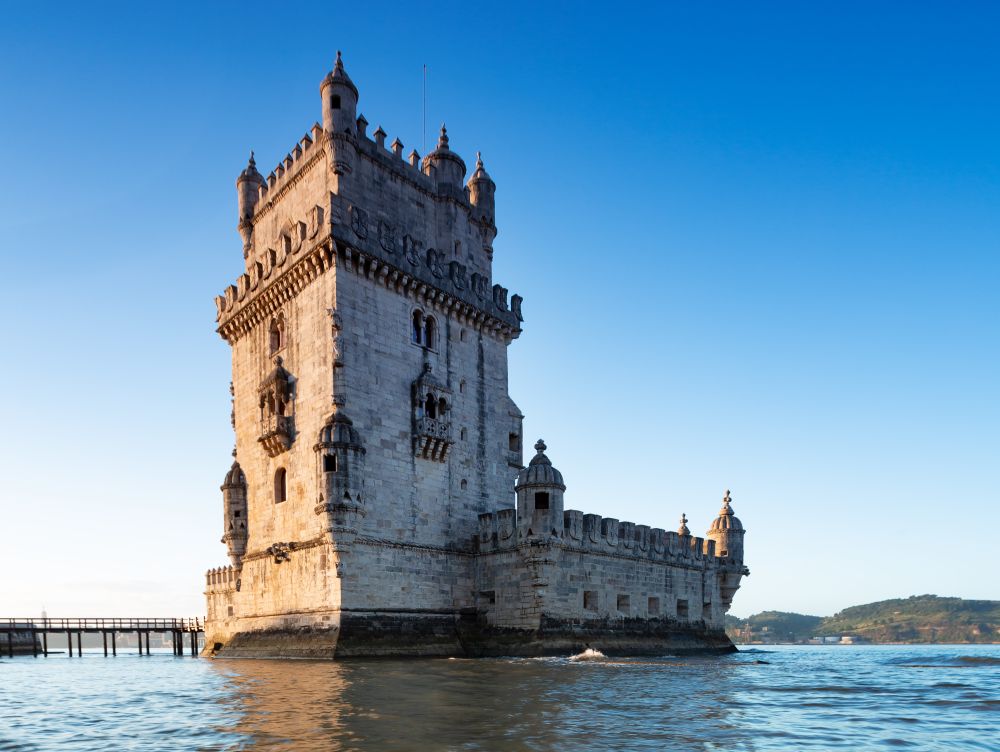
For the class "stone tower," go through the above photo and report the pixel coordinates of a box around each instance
[203,56,747,658]
[204,54,525,657]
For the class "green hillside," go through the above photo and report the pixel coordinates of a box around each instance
[728,595,1000,644]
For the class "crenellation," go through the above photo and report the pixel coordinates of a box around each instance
[203,55,747,659]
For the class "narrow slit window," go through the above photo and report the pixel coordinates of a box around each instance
[274,468,287,503]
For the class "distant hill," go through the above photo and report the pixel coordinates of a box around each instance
[728,595,1000,644]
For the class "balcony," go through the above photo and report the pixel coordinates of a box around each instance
[414,416,453,462]
[258,414,293,457]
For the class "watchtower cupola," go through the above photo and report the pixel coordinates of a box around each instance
[706,490,745,561]
[314,409,367,533]
[515,439,566,539]
[422,124,467,192]
[235,151,264,255]
[220,458,248,566]
[320,51,359,136]
[467,152,497,248]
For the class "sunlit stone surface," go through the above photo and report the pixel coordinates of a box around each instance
[204,55,748,658]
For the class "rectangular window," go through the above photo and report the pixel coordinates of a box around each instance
[323,454,338,473]
[703,602,712,620]
[480,590,496,605]
[535,491,550,510]
[617,594,630,613]
[648,597,660,616]
[677,599,689,620]
[583,590,598,611]
[509,433,519,452]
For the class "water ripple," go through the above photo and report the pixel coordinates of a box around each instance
[0,645,997,750]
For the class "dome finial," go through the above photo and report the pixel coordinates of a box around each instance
[534,438,546,453]
[678,513,690,536]
[248,150,256,168]
[438,123,449,150]
[335,50,344,69]
[476,151,483,168]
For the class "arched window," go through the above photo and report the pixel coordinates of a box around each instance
[411,311,423,345]
[438,397,448,417]
[460,479,468,490]
[424,317,436,349]
[425,394,437,419]
[274,468,287,503]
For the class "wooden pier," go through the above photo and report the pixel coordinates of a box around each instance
[1,618,204,657]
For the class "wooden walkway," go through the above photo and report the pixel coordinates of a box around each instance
[1,617,204,657]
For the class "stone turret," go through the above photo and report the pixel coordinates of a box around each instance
[320,51,359,136]
[314,408,367,537]
[516,439,566,539]
[423,125,467,194]
[235,152,264,255]
[467,152,497,248]
[221,459,248,566]
[706,490,745,561]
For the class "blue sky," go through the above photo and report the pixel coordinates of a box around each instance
[0,1,997,618]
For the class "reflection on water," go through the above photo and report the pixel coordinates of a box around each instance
[0,645,998,751]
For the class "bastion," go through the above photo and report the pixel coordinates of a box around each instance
[203,54,749,658]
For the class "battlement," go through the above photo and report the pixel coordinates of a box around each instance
[205,565,239,594]
[254,124,325,209]
[477,508,719,566]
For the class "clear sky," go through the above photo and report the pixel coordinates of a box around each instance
[0,1,997,619]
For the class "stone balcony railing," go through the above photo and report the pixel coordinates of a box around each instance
[414,416,453,462]
[259,413,293,457]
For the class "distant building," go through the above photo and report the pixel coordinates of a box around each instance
[203,55,749,658]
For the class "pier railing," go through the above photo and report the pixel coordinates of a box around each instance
[2,617,203,632]
[0,617,205,657]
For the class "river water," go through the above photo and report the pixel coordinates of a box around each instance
[0,645,997,750]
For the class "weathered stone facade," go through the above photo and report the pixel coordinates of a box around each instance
[204,55,748,658]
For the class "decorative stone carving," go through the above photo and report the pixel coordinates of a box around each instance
[426,248,445,279]
[265,542,291,563]
[350,205,368,240]
[449,261,467,290]
[403,234,422,266]
[377,220,397,253]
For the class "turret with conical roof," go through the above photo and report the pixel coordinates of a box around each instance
[706,490,745,562]
[422,124,467,194]
[516,439,566,539]
[321,51,359,136]
[467,151,497,249]
[221,457,248,566]
[235,151,264,255]
[314,407,367,536]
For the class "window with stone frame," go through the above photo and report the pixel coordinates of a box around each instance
[274,468,287,503]
[648,597,661,616]
[677,599,689,620]
[583,590,598,611]
[617,594,630,613]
